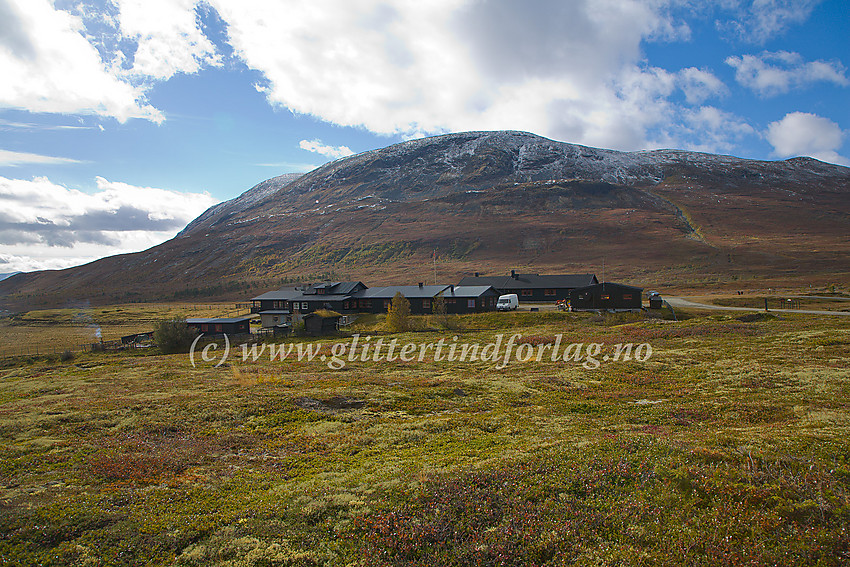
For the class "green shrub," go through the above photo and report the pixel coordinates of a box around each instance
[153,318,198,354]
[385,292,411,332]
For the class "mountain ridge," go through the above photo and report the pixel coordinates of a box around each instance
[2,131,848,308]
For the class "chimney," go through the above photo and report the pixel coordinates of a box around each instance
[474,272,479,277]
[510,269,515,278]
[450,284,454,292]
[418,282,424,288]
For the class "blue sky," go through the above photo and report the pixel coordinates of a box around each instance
[1,0,848,273]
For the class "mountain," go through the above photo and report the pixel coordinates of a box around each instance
[2,131,848,308]
[0,272,21,282]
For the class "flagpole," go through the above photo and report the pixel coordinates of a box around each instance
[433,249,437,284]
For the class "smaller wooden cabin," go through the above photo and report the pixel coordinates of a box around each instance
[303,310,342,336]
[439,285,500,313]
[570,282,643,311]
[187,316,253,335]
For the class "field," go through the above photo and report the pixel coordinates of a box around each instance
[0,303,244,358]
[1,305,849,566]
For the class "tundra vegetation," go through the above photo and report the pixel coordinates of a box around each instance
[0,304,848,566]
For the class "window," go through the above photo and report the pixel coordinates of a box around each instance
[384,299,391,309]
[622,294,632,300]
[467,299,476,309]
[601,294,610,300]
[422,299,431,310]
[215,324,223,332]
[544,288,556,296]
[317,288,325,294]
[521,289,533,297]
[201,324,208,332]
[446,298,456,304]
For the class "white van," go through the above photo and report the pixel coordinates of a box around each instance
[496,293,519,311]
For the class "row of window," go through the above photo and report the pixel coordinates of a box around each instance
[521,289,558,296]
[258,296,496,311]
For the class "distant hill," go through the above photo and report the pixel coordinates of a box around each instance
[0,272,21,282]
[1,131,848,308]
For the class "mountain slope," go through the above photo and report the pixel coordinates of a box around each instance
[2,131,848,308]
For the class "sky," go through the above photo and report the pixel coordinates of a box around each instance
[0,0,848,274]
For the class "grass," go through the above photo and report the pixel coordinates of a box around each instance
[0,303,242,357]
[0,305,848,565]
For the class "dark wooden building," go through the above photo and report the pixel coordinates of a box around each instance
[187,316,253,335]
[439,285,500,313]
[251,281,367,322]
[458,271,598,302]
[569,282,643,311]
[303,311,342,336]
[349,284,449,314]
[250,281,499,318]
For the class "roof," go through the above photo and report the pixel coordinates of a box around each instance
[186,316,254,324]
[443,285,499,298]
[458,274,598,290]
[302,281,367,295]
[352,285,451,299]
[252,282,367,301]
[258,310,291,315]
[251,287,304,301]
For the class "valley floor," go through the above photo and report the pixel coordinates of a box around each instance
[0,306,849,565]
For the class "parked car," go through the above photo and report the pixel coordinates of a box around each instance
[496,294,519,311]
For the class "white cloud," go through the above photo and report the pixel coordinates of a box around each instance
[0,176,219,272]
[0,0,163,122]
[726,51,849,96]
[0,149,83,167]
[765,112,848,165]
[678,67,728,104]
[299,139,355,160]
[208,0,693,150]
[718,0,820,43]
[679,106,756,154]
[111,0,221,81]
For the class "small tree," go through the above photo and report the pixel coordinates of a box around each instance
[431,291,448,327]
[385,292,411,332]
[154,317,198,354]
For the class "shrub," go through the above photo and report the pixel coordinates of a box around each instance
[59,349,74,362]
[385,292,411,332]
[153,317,198,354]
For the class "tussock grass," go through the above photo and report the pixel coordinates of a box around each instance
[0,310,848,565]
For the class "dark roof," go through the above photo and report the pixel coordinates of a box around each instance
[458,274,598,290]
[352,285,450,299]
[443,285,499,298]
[258,310,291,315]
[253,282,366,301]
[251,287,304,301]
[187,316,254,324]
[302,281,367,295]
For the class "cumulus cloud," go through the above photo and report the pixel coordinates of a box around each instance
[0,0,162,122]
[111,0,221,81]
[299,139,355,159]
[718,0,820,43]
[726,51,849,96]
[208,0,694,150]
[0,149,82,167]
[765,112,848,165]
[678,67,728,104]
[679,106,755,154]
[0,176,219,272]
